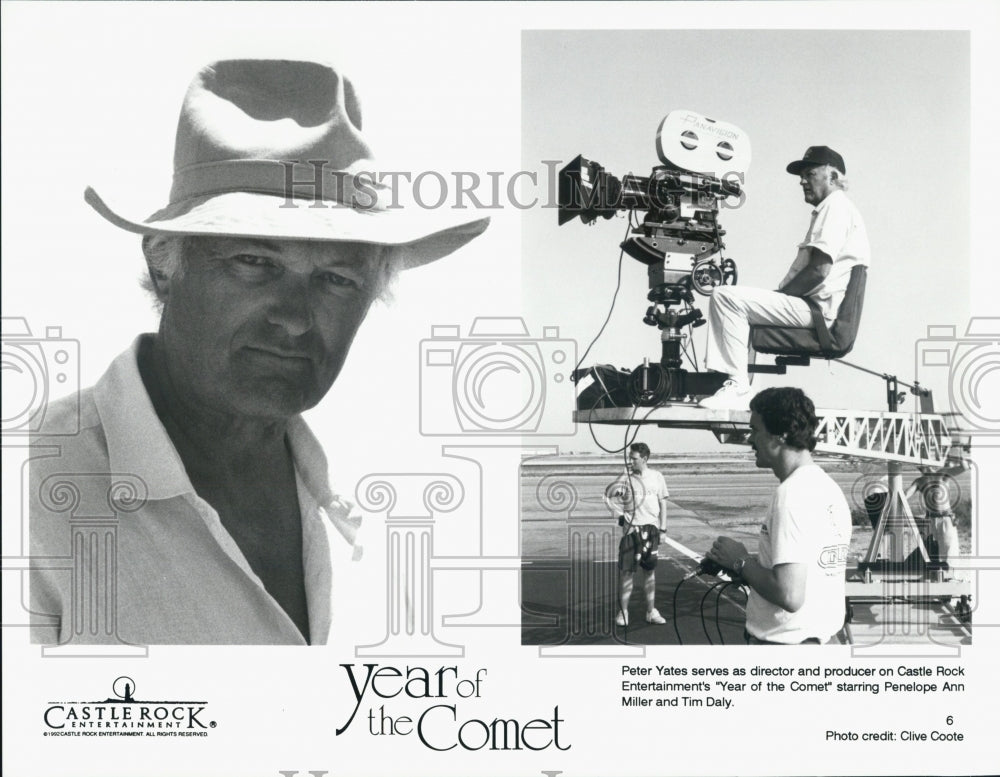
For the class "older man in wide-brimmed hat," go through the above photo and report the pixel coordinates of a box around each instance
[29,59,489,646]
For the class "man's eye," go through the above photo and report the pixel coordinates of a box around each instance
[233,254,273,268]
[319,271,361,290]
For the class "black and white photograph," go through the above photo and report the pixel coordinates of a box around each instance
[2,3,997,777]
[519,29,978,650]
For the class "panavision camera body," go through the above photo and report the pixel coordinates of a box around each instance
[559,110,752,408]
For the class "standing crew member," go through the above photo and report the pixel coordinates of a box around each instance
[606,442,669,626]
[707,387,851,644]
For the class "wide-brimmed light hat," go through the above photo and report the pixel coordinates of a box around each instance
[85,59,489,269]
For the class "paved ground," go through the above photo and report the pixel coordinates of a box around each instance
[521,502,752,646]
[520,459,973,647]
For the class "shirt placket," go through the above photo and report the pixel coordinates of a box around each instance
[181,491,307,643]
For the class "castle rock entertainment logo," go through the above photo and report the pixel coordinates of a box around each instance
[42,676,215,739]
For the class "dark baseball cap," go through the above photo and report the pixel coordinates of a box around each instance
[786,146,846,175]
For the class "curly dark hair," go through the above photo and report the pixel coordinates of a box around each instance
[629,442,651,459]
[749,387,818,451]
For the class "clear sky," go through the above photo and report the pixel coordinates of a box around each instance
[522,29,976,454]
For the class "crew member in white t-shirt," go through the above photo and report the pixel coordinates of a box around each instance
[605,442,669,627]
[707,387,852,644]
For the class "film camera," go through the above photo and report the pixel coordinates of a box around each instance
[559,110,752,407]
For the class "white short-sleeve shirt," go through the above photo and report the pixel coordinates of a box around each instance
[778,189,871,320]
[746,464,852,643]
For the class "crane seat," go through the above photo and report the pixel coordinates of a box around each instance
[749,264,867,370]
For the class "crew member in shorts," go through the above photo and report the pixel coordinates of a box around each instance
[605,442,669,626]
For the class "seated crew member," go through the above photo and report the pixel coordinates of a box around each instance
[699,146,871,410]
[706,387,852,645]
[605,442,669,626]
[29,59,489,646]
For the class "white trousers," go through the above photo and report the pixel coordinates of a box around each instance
[704,286,814,386]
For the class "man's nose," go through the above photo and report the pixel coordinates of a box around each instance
[266,278,315,336]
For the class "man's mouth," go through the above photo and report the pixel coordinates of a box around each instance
[246,345,312,362]
[242,346,315,374]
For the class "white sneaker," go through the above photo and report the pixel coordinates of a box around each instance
[698,380,751,410]
[646,608,666,625]
[615,611,629,627]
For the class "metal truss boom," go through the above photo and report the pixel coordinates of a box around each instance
[573,406,954,468]
[813,409,950,467]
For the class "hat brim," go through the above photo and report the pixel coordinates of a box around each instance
[786,160,822,175]
[84,187,490,270]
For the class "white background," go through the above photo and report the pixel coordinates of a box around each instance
[2,2,998,776]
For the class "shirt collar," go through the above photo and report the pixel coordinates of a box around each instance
[812,187,845,216]
[94,336,191,500]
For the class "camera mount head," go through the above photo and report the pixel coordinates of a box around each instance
[558,109,750,315]
[559,109,751,406]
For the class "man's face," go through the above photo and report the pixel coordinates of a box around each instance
[798,164,836,206]
[628,451,648,474]
[747,410,783,470]
[158,236,381,421]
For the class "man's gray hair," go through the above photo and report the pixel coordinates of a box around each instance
[826,164,849,191]
[139,235,186,311]
[139,234,402,310]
